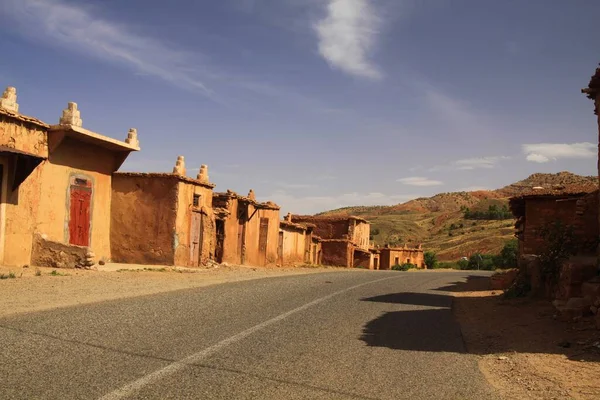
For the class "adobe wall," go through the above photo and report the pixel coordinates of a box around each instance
[110,175,178,265]
[292,216,350,240]
[36,137,115,261]
[0,115,48,157]
[353,221,371,250]
[280,227,306,266]
[522,195,598,255]
[353,251,371,269]
[321,240,353,267]
[173,181,215,267]
[214,195,242,265]
[0,117,47,266]
[244,206,280,267]
[379,248,425,269]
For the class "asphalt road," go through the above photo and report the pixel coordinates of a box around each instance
[0,270,497,400]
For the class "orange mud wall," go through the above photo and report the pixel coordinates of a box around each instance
[173,181,215,266]
[36,137,116,262]
[351,221,371,250]
[279,226,307,266]
[0,115,47,266]
[321,240,354,267]
[111,175,178,265]
[214,194,279,267]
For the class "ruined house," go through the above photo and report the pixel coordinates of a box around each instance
[111,158,216,267]
[278,214,322,266]
[212,190,280,267]
[378,245,425,270]
[0,87,138,267]
[509,185,599,257]
[288,215,375,268]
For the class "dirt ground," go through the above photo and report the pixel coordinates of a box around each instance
[452,275,600,400]
[0,263,348,318]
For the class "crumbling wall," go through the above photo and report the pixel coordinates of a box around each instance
[0,114,48,157]
[31,233,92,268]
[321,240,353,267]
[111,174,178,265]
[291,216,350,240]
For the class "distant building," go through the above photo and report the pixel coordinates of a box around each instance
[287,215,377,268]
[378,245,425,270]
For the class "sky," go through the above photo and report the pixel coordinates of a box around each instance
[0,0,599,215]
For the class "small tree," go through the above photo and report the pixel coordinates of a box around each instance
[424,251,438,269]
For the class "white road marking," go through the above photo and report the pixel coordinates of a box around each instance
[99,275,400,400]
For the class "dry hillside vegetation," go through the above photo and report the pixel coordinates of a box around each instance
[319,172,597,261]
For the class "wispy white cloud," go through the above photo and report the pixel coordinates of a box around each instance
[1,0,214,96]
[397,177,443,187]
[428,156,511,172]
[314,0,383,80]
[522,142,596,163]
[265,190,419,214]
[278,183,317,189]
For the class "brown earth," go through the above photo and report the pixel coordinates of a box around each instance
[452,275,600,399]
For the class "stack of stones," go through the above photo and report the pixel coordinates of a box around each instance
[83,251,96,269]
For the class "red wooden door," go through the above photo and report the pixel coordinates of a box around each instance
[69,186,91,246]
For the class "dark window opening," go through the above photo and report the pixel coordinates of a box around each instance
[193,194,200,207]
[74,178,89,186]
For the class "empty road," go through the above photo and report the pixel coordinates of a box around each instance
[0,270,497,399]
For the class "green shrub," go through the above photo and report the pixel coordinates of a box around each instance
[424,251,438,269]
[392,263,416,271]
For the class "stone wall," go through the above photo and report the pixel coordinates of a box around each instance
[31,233,93,269]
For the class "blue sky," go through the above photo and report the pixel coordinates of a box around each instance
[1,0,599,214]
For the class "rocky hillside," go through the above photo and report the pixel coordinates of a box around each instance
[318,172,597,261]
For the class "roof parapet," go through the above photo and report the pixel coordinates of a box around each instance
[173,155,186,176]
[0,87,18,113]
[59,102,83,127]
[125,128,139,148]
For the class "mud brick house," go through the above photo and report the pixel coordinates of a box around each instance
[0,87,139,267]
[378,245,425,270]
[288,215,375,268]
[111,159,216,267]
[278,214,322,266]
[509,185,599,257]
[212,189,280,267]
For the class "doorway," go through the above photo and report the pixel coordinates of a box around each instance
[190,211,203,266]
[215,219,225,263]
[68,177,92,247]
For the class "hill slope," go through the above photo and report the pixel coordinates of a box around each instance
[318,172,597,261]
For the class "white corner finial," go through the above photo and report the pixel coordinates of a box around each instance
[0,87,19,112]
[173,155,186,176]
[125,128,139,147]
[59,102,82,127]
[196,164,209,183]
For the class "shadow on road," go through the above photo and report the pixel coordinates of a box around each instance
[358,275,600,362]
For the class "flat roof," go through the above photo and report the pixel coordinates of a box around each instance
[49,124,139,152]
[114,172,216,189]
